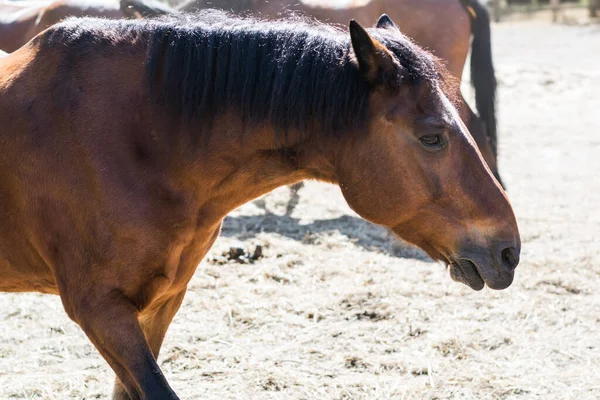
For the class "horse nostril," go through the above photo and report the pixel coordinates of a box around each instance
[501,247,519,271]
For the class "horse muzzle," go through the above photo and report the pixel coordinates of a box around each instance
[449,241,520,291]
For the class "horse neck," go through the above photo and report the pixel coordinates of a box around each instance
[184,117,338,222]
[142,17,360,220]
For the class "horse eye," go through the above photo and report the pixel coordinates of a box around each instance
[419,134,445,150]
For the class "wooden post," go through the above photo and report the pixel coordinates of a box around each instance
[492,0,501,22]
[550,0,559,22]
[527,0,538,16]
[591,0,599,18]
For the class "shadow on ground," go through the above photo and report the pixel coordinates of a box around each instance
[222,200,430,262]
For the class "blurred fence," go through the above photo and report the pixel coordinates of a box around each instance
[488,0,599,21]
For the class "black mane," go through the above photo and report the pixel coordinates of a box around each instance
[44,11,442,140]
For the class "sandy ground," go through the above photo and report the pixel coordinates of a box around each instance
[0,16,599,400]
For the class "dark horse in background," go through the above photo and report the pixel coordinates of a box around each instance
[0,11,519,399]
[0,0,125,52]
[121,0,502,190]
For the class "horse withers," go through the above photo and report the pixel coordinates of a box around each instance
[0,12,520,399]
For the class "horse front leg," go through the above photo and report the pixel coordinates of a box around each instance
[112,290,187,400]
[60,288,180,400]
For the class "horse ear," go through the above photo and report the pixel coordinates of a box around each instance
[376,14,398,30]
[349,20,400,87]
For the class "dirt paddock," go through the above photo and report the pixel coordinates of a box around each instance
[0,15,599,400]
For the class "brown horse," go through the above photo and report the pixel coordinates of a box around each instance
[121,0,501,184]
[0,0,125,52]
[0,12,520,399]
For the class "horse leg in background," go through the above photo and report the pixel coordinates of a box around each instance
[465,102,504,188]
[286,181,304,216]
[461,0,498,165]
[591,0,599,18]
[59,287,180,400]
[112,291,187,400]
